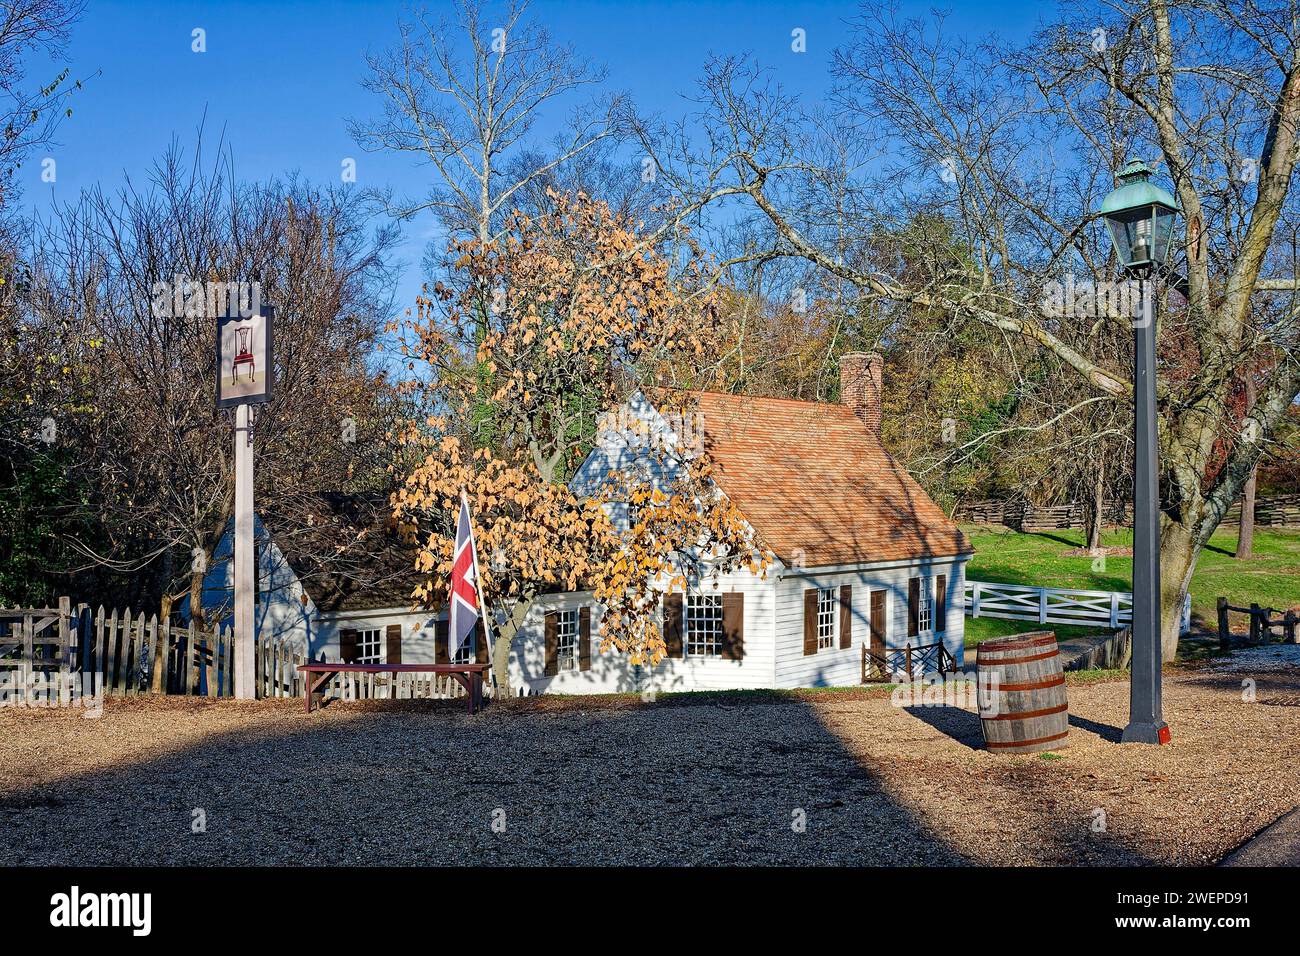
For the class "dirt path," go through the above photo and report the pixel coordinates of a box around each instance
[1,666,1295,865]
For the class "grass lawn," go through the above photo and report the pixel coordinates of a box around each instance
[960,524,1300,647]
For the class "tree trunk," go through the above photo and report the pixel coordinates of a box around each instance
[1085,464,1105,554]
[1158,519,1200,662]
[1237,376,1257,560]
[1237,465,1257,559]
[188,567,206,631]
[488,597,534,697]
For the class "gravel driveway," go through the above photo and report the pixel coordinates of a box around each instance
[2,662,1297,866]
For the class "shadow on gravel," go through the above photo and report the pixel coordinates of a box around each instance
[0,696,973,866]
[902,705,983,749]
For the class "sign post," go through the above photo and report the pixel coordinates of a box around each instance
[217,302,274,700]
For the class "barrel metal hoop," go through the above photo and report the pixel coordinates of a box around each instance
[994,674,1067,692]
[977,649,1060,666]
[981,702,1069,721]
[984,730,1070,749]
[977,634,1057,652]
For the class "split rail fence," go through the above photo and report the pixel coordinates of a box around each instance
[0,596,479,706]
[954,494,1300,531]
[964,580,1192,635]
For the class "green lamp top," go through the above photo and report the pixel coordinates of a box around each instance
[1099,157,1178,215]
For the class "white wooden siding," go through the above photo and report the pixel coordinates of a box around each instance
[772,559,968,688]
[509,566,777,695]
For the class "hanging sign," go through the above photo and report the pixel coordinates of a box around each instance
[216,304,275,408]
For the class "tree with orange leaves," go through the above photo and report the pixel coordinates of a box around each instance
[393,192,768,693]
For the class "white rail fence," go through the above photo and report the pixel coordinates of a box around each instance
[965,581,1192,635]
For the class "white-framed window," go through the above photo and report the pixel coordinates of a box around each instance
[451,628,475,664]
[816,587,838,650]
[626,503,639,532]
[917,583,932,634]
[686,592,723,657]
[358,628,382,664]
[555,608,580,671]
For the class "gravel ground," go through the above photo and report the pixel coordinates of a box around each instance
[1,662,1297,866]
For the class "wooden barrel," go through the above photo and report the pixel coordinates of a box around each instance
[976,631,1069,754]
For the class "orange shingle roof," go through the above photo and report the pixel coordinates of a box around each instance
[691,392,971,567]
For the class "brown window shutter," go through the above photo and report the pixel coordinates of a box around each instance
[474,620,489,664]
[935,574,947,633]
[870,590,886,652]
[839,585,852,649]
[385,624,402,665]
[907,577,920,637]
[721,592,744,660]
[543,612,559,676]
[803,588,818,656]
[340,628,359,663]
[434,619,450,664]
[663,593,684,658]
[578,607,592,671]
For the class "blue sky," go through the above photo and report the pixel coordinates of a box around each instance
[22,0,1047,313]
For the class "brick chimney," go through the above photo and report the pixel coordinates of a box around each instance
[840,352,884,436]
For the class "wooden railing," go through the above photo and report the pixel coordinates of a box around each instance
[954,494,1300,530]
[965,580,1192,635]
[861,640,959,684]
[1217,597,1299,649]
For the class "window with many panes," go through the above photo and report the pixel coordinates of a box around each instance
[686,593,723,657]
[816,587,837,650]
[626,503,639,533]
[358,628,382,663]
[555,609,580,671]
[451,626,475,664]
[917,583,932,633]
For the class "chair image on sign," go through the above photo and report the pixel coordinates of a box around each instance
[232,325,255,383]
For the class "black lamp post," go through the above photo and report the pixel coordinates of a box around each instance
[1099,157,1178,745]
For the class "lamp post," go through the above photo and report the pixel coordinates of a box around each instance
[1099,158,1178,745]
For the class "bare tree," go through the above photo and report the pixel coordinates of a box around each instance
[0,0,86,205]
[350,0,622,254]
[639,1,1300,658]
[21,139,400,620]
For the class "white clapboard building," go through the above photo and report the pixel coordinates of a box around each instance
[505,353,973,695]
[201,354,972,695]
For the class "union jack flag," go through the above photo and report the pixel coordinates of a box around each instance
[449,492,481,660]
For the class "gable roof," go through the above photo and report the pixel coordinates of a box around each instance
[688,391,970,568]
[269,492,424,614]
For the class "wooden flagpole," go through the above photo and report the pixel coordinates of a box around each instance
[461,489,497,687]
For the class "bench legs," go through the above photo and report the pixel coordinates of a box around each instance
[448,672,483,714]
[305,670,484,715]
[304,671,338,714]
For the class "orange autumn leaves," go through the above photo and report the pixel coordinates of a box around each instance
[392,192,768,666]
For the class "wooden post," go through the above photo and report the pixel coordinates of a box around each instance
[57,596,70,706]
[1217,597,1231,650]
[1250,603,1261,643]
[224,626,234,695]
[105,608,118,694]
[1038,588,1048,625]
[151,617,170,694]
[234,402,257,698]
[119,609,133,695]
[905,643,914,681]
[93,607,105,694]
[1284,610,1298,645]
[182,619,195,695]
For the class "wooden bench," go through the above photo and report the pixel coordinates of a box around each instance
[299,662,490,715]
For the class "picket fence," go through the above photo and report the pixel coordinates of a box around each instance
[0,596,475,705]
[964,580,1192,635]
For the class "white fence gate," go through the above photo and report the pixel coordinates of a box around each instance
[965,580,1192,635]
